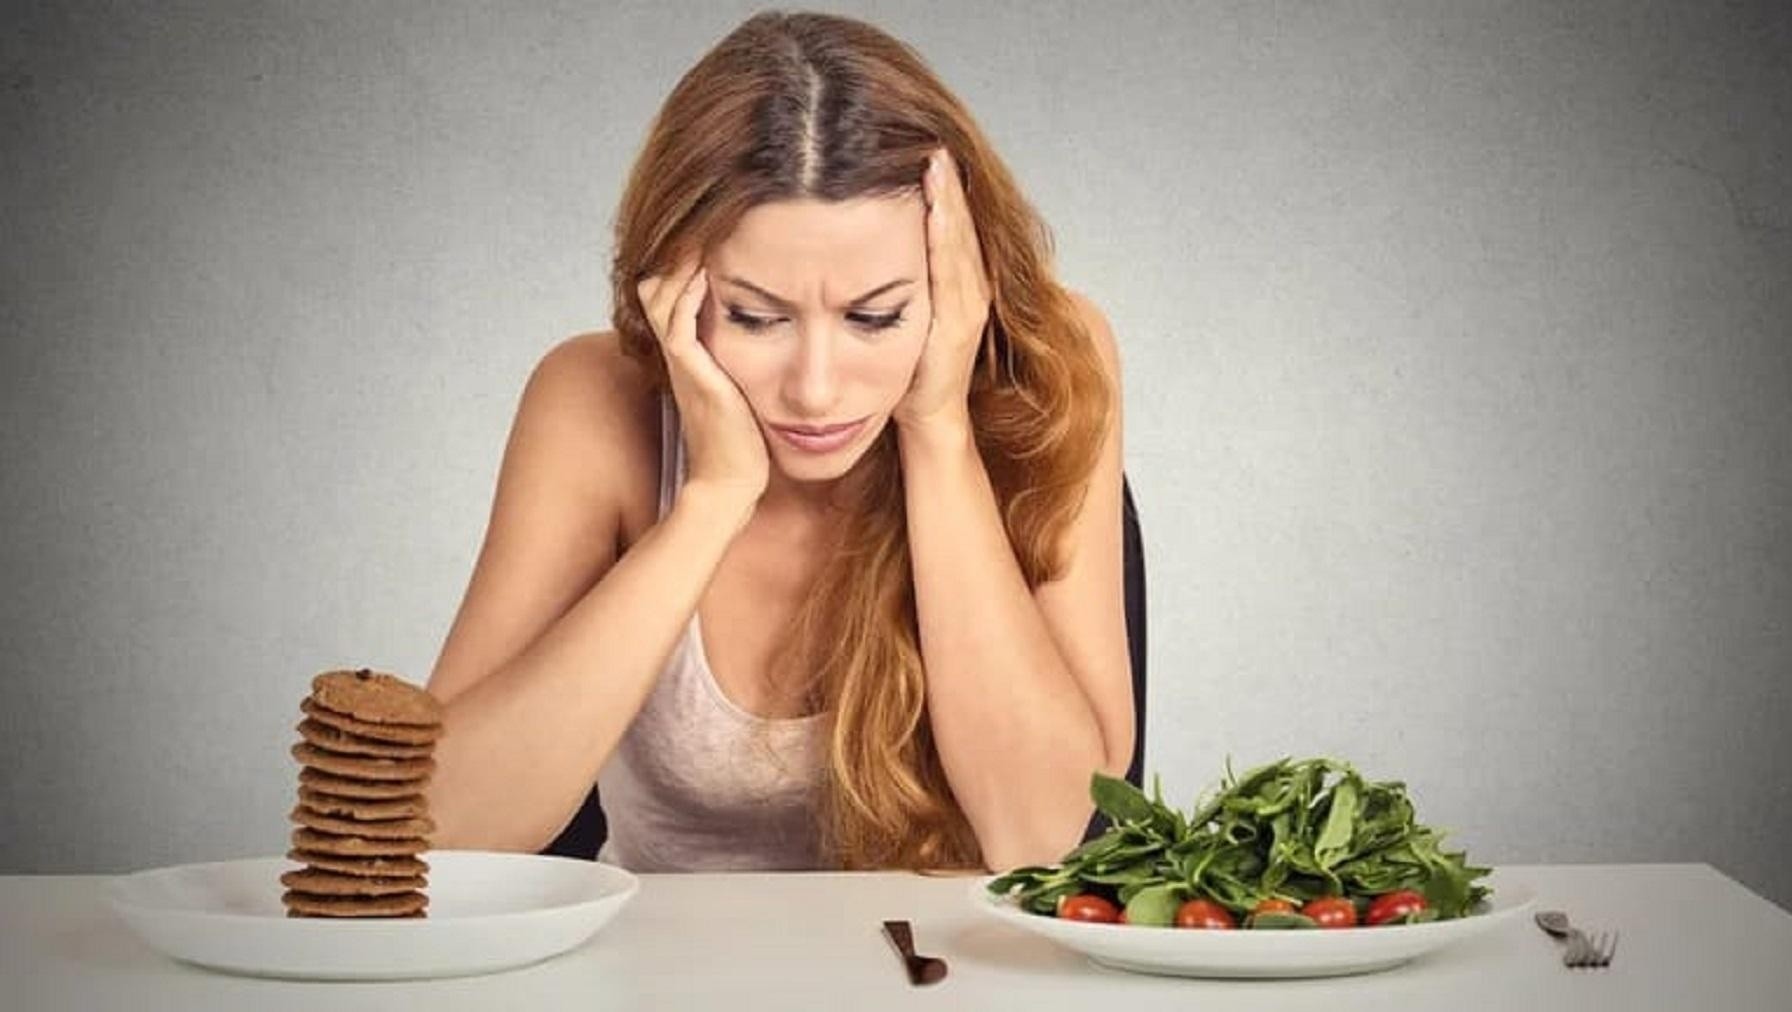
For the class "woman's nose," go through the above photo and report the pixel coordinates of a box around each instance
[783,329,840,416]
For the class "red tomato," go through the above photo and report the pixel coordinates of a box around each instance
[1302,896,1359,928]
[1251,898,1297,916]
[1365,890,1428,926]
[1174,898,1238,929]
[1116,911,1129,925]
[1057,894,1121,923]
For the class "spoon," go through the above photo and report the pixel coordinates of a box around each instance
[881,919,948,986]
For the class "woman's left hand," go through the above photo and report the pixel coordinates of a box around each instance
[893,147,991,435]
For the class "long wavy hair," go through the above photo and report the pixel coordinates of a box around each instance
[609,10,1112,870]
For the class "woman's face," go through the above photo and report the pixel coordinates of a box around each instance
[697,193,930,485]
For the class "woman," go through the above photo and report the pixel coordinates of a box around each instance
[423,10,1132,873]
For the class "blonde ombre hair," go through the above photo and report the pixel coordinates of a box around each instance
[609,11,1112,870]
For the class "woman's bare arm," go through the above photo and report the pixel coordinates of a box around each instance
[423,334,752,852]
[901,292,1134,871]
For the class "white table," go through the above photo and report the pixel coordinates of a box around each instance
[5,862,1789,1010]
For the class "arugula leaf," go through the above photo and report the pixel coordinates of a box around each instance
[1091,771,1157,825]
[989,758,1492,923]
[1313,775,1359,869]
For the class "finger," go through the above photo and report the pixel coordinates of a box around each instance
[665,268,707,351]
[637,274,672,341]
[925,186,959,319]
[636,276,661,323]
[652,259,702,338]
[927,149,964,222]
[931,158,960,272]
[931,149,987,279]
[642,257,702,344]
[926,154,978,289]
[666,274,744,398]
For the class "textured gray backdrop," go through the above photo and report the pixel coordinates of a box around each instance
[3,1,1789,909]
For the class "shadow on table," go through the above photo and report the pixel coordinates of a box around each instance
[56,909,162,974]
[64,909,644,1005]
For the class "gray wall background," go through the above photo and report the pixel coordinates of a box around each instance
[4,1,1789,908]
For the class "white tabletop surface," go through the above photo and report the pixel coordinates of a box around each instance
[6,862,1790,1010]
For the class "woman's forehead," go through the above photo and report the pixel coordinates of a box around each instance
[712,195,926,301]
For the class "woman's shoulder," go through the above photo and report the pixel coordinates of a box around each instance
[518,329,662,532]
[536,328,656,401]
[524,329,661,435]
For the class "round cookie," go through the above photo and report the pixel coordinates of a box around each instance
[296,718,435,759]
[291,741,435,782]
[280,868,428,896]
[302,697,441,745]
[297,787,428,821]
[288,906,424,917]
[291,827,429,857]
[310,668,443,727]
[283,889,429,918]
[287,849,430,878]
[298,767,428,799]
[290,805,435,840]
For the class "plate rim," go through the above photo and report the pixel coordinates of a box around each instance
[107,849,641,927]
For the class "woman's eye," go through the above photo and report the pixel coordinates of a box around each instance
[726,308,780,332]
[724,306,906,333]
[849,311,906,332]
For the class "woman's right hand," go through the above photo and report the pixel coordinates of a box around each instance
[635,255,769,513]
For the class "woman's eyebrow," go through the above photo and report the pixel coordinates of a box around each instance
[720,276,913,310]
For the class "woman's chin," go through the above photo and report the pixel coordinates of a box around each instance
[770,444,869,484]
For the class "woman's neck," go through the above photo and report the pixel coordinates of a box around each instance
[757,469,857,529]
[757,447,883,523]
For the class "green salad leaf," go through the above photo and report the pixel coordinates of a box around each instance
[988,757,1493,921]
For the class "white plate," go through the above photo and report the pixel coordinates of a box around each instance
[107,850,639,980]
[973,872,1534,978]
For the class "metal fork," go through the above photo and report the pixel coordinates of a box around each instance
[1565,928,1620,968]
[1536,911,1619,968]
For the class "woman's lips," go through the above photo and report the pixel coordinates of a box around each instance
[769,417,868,453]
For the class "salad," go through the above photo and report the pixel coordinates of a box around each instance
[986,757,1492,929]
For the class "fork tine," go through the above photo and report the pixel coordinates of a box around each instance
[1591,924,1619,967]
[1562,931,1584,968]
[1577,931,1600,969]
[1599,931,1619,967]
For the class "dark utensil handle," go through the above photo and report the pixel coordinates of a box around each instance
[882,919,917,956]
[882,919,947,985]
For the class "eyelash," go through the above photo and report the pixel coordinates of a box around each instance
[725,306,907,333]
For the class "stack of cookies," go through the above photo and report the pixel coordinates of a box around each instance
[282,667,445,919]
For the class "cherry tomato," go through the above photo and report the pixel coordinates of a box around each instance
[1116,911,1129,925]
[1365,889,1428,926]
[1251,898,1297,916]
[1302,896,1359,928]
[1174,898,1238,929]
[1057,893,1121,923]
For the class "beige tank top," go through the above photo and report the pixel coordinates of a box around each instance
[593,394,828,871]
